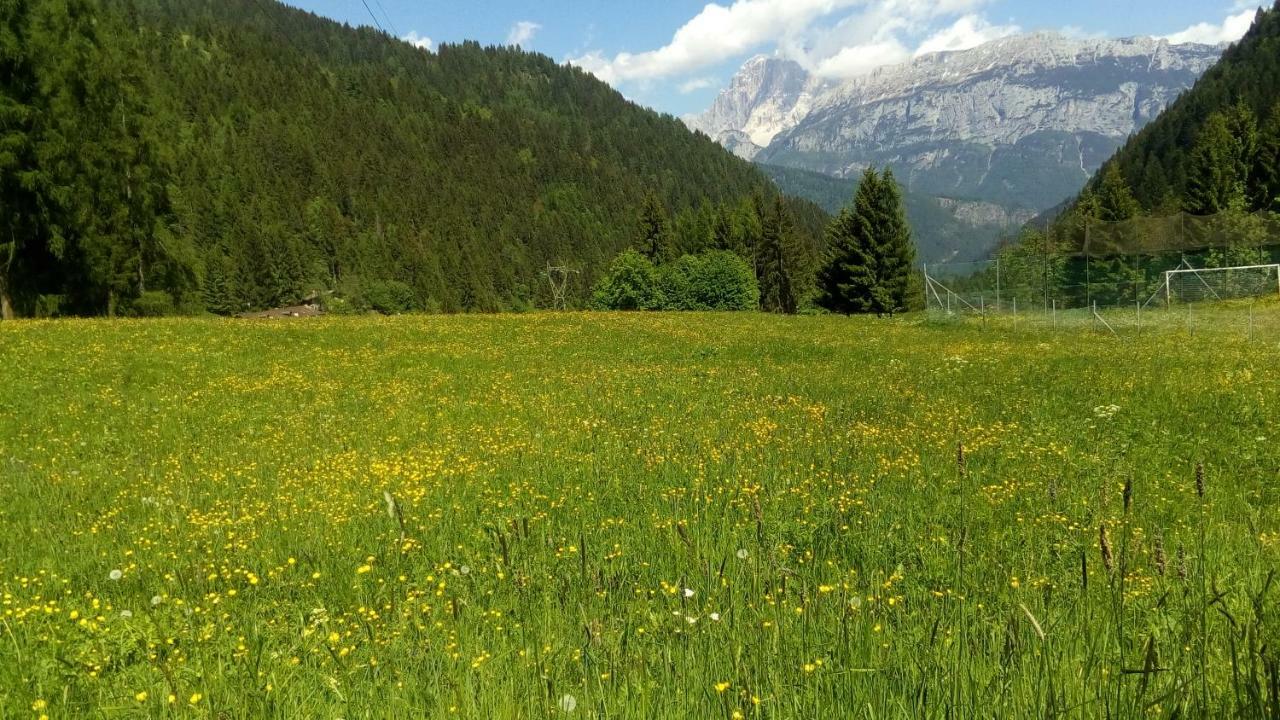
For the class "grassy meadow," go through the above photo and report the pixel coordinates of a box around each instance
[1,311,1278,718]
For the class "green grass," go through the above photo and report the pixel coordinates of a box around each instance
[1,312,1277,718]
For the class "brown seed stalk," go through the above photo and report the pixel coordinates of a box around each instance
[1195,463,1205,499]
[1099,523,1114,574]
[1154,536,1167,577]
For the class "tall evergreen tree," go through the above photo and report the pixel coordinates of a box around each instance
[1252,102,1280,210]
[755,196,805,314]
[635,191,675,264]
[817,168,919,315]
[1185,113,1245,214]
[0,0,45,319]
[1095,163,1141,222]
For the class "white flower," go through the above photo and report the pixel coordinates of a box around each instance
[709,612,721,622]
[120,610,133,618]
[1093,404,1122,419]
[685,615,698,624]
[736,549,749,560]
[682,588,695,598]
[459,565,471,576]
[558,694,577,713]
[108,569,123,581]
[150,595,163,607]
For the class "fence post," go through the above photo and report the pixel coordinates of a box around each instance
[923,263,929,311]
[996,258,1001,312]
[1136,300,1141,338]
[1053,299,1057,330]
[980,296,986,329]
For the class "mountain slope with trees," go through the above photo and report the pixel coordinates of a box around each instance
[1077,2,1280,214]
[0,0,825,317]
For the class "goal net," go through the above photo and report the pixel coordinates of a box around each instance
[1162,264,1280,305]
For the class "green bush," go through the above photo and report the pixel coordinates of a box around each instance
[592,250,665,310]
[34,295,66,319]
[661,251,759,311]
[594,250,760,312]
[363,280,418,315]
[131,291,177,317]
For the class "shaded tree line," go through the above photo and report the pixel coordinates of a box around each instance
[0,0,827,317]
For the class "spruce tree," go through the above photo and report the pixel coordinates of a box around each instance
[1185,112,1247,215]
[1252,102,1280,210]
[37,0,192,314]
[818,168,919,315]
[1095,164,1141,222]
[755,197,804,314]
[636,191,675,264]
[0,0,43,319]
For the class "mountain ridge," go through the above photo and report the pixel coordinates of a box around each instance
[689,33,1225,214]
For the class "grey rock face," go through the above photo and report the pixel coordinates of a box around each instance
[689,34,1223,212]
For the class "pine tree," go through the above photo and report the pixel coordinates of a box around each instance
[818,168,919,315]
[1252,102,1280,210]
[636,191,675,264]
[0,0,44,319]
[36,0,191,314]
[1185,113,1244,215]
[755,197,804,314]
[202,253,237,315]
[1095,164,1141,222]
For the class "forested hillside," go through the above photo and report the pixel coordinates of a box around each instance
[0,0,824,316]
[759,165,1020,264]
[965,3,1280,313]
[1079,2,1280,214]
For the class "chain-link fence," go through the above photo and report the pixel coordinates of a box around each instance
[922,210,1280,339]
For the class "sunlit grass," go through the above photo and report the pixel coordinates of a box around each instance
[1,312,1277,718]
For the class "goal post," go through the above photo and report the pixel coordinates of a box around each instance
[1163,263,1280,305]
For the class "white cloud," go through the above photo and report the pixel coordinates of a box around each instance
[1162,9,1256,45]
[507,21,542,47]
[678,77,719,94]
[915,15,1020,57]
[569,0,870,84]
[815,39,911,78]
[402,31,433,51]
[568,0,999,85]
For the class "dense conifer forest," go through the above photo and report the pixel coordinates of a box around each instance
[0,0,827,317]
[964,3,1280,310]
[1076,2,1280,216]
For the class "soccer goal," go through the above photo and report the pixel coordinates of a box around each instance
[1156,263,1280,305]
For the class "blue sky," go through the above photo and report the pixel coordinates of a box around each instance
[285,0,1262,116]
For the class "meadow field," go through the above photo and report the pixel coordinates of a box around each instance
[1,311,1278,719]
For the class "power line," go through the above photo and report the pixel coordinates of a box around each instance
[371,0,398,37]
[357,0,386,34]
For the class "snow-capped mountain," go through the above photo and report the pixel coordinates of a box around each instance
[684,55,828,160]
[688,33,1224,212]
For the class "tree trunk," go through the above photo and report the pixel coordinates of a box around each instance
[0,275,13,321]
